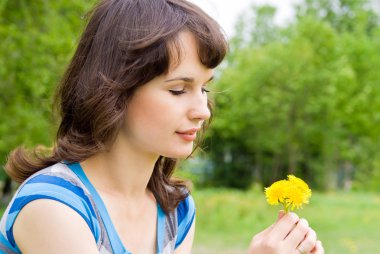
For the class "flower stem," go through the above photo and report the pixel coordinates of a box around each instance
[282,203,289,213]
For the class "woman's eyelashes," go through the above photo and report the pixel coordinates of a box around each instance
[169,89,186,95]
[169,87,210,96]
[202,87,210,93]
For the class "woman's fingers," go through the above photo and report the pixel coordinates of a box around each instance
[310,240,324,254]
[280,218,309,251]
[248,212,324,254]
[296,227,317,253]
[278,210,286,220]
[252,224,274,241]
[269,212,300,242]
[252,210,288,241]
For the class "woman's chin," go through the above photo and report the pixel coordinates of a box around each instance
[162,148,194,159]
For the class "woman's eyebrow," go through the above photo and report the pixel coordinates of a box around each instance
[165,76,214,83]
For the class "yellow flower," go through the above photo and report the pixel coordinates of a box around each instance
[265,180,289,205]
[288,175,312,205]
[264,175,312,212]
[285,185,305,210]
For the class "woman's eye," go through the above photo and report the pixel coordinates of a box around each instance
[169,89,186,95]
[202,87,210,94]
[169,87,210,95]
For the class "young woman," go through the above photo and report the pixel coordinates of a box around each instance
[0,0,324,253]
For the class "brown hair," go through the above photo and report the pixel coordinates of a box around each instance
[5,0,227,213]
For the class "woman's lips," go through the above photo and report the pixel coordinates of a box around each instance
[176,129,199,142]
[176,132,197,141]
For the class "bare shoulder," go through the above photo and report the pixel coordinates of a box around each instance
[13,199,99,254]
[174,217,196,254]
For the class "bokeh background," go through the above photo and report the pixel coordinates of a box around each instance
[1,0,380,253]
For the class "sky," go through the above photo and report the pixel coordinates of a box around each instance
[188,0,301,38]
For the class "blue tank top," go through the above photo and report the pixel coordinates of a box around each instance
[0,162,195,254]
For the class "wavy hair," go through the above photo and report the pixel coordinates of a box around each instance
[5,0,227,213]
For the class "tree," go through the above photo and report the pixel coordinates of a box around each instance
[0,0,95,184]
[204,0,380,190]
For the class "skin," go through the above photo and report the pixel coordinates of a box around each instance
[13,31,209,254]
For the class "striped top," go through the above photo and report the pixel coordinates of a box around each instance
[0,162,195,254]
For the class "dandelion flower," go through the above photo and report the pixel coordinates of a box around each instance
[285,185,305,210]
[265,180,289,205]
[288,175,312,205]
[264,175,312,212]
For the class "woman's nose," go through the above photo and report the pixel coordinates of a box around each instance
[188,92,211,121]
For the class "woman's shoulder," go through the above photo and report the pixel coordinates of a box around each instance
[11,198,100,254]
[0,163,101,252]
[8,163,93,209]
[171,193,195,250]
[160,193,195,252]
[6,162,99,226]
[23,162,84,186]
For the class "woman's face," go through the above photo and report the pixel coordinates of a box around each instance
[121,31,213,158]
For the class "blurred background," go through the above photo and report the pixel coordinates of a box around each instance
[1,0,380,253]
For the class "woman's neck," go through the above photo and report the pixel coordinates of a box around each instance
[81,134,159,199]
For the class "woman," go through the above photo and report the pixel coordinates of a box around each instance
[0,0,324,253]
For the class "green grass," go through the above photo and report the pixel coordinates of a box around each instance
[1,189,379,253]
[192,188,380,254]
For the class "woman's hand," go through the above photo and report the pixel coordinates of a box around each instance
[247,212,324,254]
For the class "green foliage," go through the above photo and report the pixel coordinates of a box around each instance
[205,0,380,190]
[0,0,95,178]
